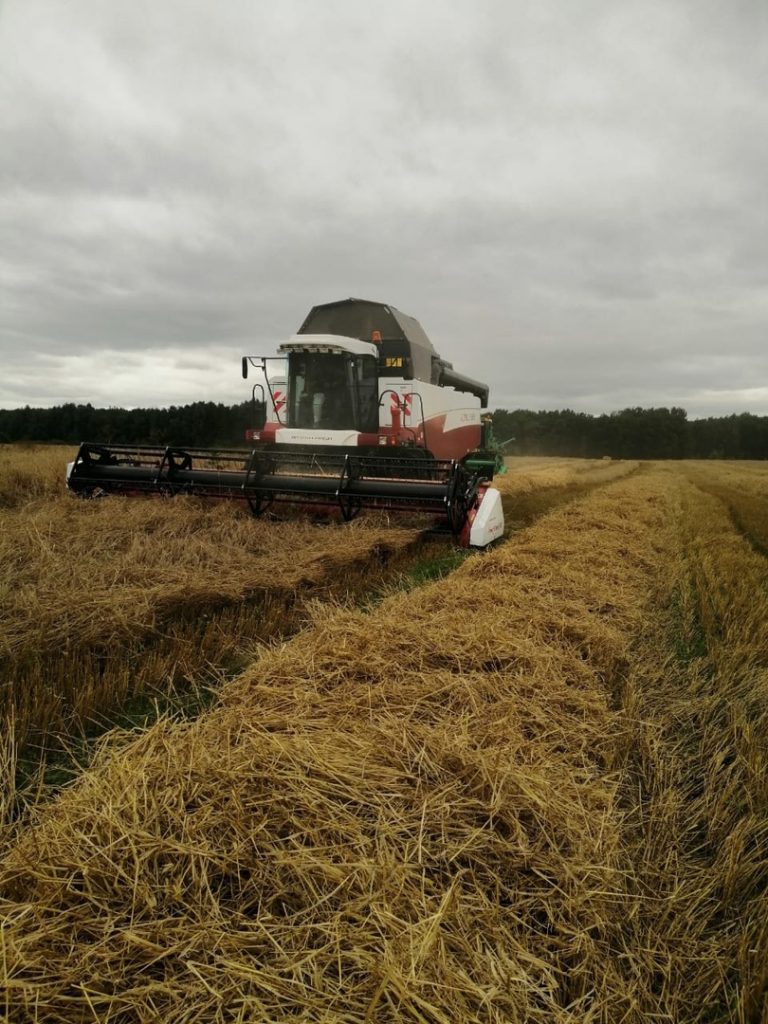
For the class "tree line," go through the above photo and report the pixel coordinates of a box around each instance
[0,401,255,449]
[491,407,768,460]
[0,401,766,460]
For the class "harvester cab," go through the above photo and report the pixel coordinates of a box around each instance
[66,299,505,547]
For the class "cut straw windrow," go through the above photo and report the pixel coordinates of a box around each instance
[1,469,676,1022]
[4,452,768,1022]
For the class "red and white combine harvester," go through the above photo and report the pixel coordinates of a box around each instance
[66,298,505,547]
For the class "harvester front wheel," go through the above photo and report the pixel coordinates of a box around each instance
[445,466,472,536]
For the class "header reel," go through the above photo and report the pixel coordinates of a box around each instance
[66,442,504,547]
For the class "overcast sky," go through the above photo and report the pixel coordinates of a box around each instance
[1,0,766,416]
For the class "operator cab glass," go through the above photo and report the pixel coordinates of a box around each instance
[288,353,378,432]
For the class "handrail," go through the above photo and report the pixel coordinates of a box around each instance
[378,388,421,447]
[244,356,288,426]
[403,391,428,452]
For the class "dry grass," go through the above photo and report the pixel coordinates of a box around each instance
[615,466,768,1022]
[0,445,74,508]
[0,447,634,761]
[680,460,768,556]
[0,446,423,757]
[499,456,638,497]
[3,451,768,1021]
[497,457,641,534]
[0,470,676,1022]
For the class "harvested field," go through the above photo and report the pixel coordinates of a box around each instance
[2,454,768,1022]
[498,456,639,528]
[0,449,630,768]
[617,464,768,1022]
[0,476,422,759]
[679,459,768,556]
[0,445,72,509]
[500,455,633,491]
[1,469,671,1022]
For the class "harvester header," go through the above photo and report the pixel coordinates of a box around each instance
[67,299,505,547]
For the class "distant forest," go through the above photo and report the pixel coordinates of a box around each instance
[1,401,767,460]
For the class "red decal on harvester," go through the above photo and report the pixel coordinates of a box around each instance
[390,393,413,416]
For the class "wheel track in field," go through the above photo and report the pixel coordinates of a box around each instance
[679,465,768,561]
[615,468,768,1023]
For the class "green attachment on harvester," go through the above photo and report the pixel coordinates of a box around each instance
[462,451,498,478]
[479,416,509,476]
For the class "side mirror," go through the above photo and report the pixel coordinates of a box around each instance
[242,357,248,379]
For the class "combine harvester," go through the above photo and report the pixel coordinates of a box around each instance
[66,298,504,547]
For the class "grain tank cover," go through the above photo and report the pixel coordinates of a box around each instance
[297,297,488,406]
[297,297,437,382]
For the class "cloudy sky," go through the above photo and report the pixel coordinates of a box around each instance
[1,0,766,416]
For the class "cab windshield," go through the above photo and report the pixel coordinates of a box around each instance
[288,352,378,432]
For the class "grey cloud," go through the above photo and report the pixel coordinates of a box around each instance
[1,0,766,416]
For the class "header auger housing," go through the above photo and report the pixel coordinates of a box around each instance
[66,299,505,547]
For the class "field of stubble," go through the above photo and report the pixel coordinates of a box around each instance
[1,445,767,1023]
